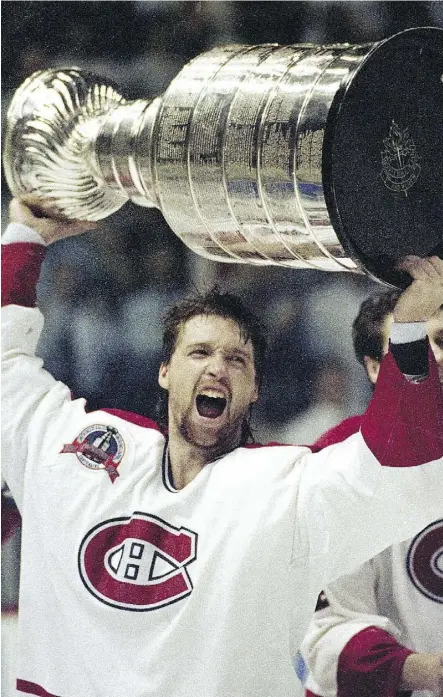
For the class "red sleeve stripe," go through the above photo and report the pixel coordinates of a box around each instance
[17,680,60,697]
[337,626,413,697]
[246,415,363,452]
[361,350,443,467]
[1,243,46,308]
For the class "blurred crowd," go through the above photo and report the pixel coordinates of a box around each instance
[2,0,442,617]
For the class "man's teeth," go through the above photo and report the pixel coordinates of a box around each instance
[199,390,225,398]
[196,393,227,418]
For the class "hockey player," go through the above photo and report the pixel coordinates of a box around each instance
[2,198,443,697]
[299,291,443,697]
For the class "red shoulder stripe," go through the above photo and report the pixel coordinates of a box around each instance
[310,415,363,452]
[101,408,164,433]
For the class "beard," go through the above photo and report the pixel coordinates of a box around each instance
[177,410,246,460]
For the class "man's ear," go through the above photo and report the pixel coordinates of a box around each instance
[158,363,169,390]
[363,356,381,386]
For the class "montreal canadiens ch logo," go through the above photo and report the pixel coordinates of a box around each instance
[78,513,198,611]
[61,424,125,482]
[406,519,443,604]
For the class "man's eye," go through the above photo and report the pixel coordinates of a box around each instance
[191,349,208,357]
[229,355,245,365]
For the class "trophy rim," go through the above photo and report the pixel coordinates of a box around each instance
[322,25,443,289]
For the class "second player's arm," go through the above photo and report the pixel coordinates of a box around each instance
[300,565,443,697]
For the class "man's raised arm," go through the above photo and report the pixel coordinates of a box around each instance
[1,199,95,506]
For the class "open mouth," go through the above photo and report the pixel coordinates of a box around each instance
[196,394,227,419]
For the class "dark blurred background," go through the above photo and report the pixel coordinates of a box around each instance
[2,0,442,624]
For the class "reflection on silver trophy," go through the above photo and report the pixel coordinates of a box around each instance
[3,26,443,285]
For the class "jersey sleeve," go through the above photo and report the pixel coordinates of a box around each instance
[1,239,81,509]
[299,565,413,697]
[360,346,443,468]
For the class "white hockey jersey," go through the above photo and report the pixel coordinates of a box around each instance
[299,417,443,697]
[2,230,443,697]
[300,524,443,697]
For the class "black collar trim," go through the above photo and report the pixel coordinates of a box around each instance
[161,441,179,493]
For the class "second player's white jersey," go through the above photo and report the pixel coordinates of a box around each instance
[298,415,443,697]
[300,525,443,697]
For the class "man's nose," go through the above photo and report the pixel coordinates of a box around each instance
[205,352,228,377]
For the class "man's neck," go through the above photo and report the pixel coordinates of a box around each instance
[166,433,240,490]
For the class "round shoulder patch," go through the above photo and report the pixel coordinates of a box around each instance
[60,424,125,482]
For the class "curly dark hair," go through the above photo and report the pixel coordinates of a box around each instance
[156,286,268,442]
[352,289,401,365]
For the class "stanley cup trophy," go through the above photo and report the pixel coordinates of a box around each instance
[3,26,443,287]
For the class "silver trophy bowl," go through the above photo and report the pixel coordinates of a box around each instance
[3,26,443,286]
